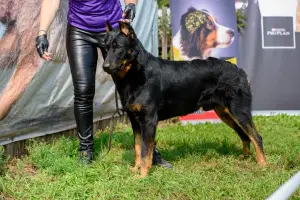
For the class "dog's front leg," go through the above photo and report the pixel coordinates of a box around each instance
[127,112,142,173]
[139,115,158,178]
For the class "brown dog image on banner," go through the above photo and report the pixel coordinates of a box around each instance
[0,0,69,120]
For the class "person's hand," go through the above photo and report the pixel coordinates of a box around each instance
[35,33,52,61]
[122,3,136,23]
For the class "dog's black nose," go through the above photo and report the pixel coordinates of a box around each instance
[227,29,234,37]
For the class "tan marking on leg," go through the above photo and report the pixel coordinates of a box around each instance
[239,140,251,159]
[215,106,250,157]
[215,107,235,128]
[139,141,155,178]
[242,140,250,155]
[131,133,141,173]
[248,133,267,166]
[224,108,267,166]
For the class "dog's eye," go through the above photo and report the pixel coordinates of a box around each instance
[207,21,213,26]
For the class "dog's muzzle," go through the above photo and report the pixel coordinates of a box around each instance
[103,62,125,74]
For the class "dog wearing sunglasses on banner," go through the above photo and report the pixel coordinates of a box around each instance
[173,7,235,61]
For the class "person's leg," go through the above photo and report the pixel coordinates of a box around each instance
[66,24,98,163]
[98,32,172,168]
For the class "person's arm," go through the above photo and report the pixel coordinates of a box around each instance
[36,0,60,60]
[38,0,60,35]
[122,0,138,22]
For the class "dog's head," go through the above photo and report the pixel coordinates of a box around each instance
[103,21,138,76]
[180,7,235,59]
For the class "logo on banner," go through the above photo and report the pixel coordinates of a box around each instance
[262,16,295,49]
[267,28,290,36]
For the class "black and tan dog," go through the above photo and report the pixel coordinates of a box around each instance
[103,21,266,178]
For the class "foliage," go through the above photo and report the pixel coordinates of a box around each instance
[158,0,169,8]
[0,146,5,174]
[158,8,172,40]
[236,10,247,33]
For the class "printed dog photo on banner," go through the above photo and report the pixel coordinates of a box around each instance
[170,0,239,123]
[0,0,68,121]
[0,0,112,123]
[170,0,238,63]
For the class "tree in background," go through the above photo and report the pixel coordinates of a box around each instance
[236,10,247,33]
[158,0,169,8]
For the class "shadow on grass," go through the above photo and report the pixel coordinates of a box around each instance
[99,130,244,164]
[158,141,242,162]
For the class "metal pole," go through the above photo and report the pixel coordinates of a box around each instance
[266,171,300,200]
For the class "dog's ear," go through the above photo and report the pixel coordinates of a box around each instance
[106,21,113,32]
[119,21,136,40]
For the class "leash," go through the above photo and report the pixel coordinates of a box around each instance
[98,86,125,160]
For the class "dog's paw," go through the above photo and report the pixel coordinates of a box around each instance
[130,166,140,173]
[135,174,147,179]
[258,160,267,167]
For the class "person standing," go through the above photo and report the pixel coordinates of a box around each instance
[35,0,172,168]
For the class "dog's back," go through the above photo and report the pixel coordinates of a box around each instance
[144,56,250,120]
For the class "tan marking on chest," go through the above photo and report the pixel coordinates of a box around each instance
[118,63,132,78]
[130,103,143,112]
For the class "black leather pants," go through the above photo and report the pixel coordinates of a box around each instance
[66,24,108,151]
[65,24,167,167]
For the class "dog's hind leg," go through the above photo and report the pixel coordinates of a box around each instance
[139,115,158,178]
[127,112,142,173]
[223,104,267,166]
[214,106,250,157]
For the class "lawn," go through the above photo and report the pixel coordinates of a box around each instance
[1,115,300,199]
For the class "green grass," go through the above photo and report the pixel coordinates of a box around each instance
[1,115,300,199]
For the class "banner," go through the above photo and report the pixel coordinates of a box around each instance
[0,0,158,145]
[171,0,300,124]
[170,0,239,123]
[239,0,300,114]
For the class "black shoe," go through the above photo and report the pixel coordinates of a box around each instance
[79,149,94,165]
[152,147,172,169]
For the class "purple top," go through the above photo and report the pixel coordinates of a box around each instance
[67,0,123,32]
